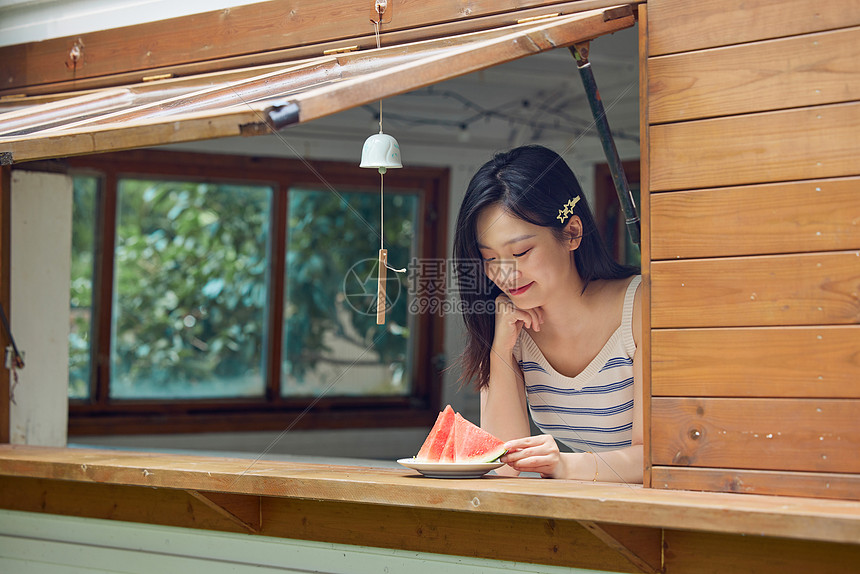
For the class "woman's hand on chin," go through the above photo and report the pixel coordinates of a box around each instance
[492,294,544,354]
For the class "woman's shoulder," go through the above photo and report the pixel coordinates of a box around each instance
[597,274,639,308]
[603,275,641,349]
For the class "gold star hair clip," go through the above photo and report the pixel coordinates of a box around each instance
[556,196,581,223]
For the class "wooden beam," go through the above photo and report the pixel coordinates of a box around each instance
[185,490,261,533]
[0,475,251,535]
[637,1,652,489]
[0,166,9,444]
[663,528,860,574]
[2,446,860,544]
[648,0,860,56]
[650,177,860,260]
[3,470,860,572]
[257,497,645,572]
[0,475,648,573]
[650,101,860,192]
[651,397,860,474]
[651,252,860,329]
[652,466,860,502]
[579,521,663,573]
[0,7,636,163]
[0,0,644,96]
[648,26,860,123]
[651,326,860,398]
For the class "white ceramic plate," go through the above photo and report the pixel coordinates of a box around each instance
[397,458,504,479]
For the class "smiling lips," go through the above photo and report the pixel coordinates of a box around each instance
[508,282,534,296]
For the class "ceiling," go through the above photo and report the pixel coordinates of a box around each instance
[283,25,640,160]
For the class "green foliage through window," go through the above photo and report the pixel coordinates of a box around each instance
[69,175,97,399]
[283,188,417,397]
[110,179,271,399]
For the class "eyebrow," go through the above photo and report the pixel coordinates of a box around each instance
[477,234,536,250]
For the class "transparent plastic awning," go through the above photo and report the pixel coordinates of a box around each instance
[0,6,634,164]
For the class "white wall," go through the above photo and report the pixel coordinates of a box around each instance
[9,170,72,446]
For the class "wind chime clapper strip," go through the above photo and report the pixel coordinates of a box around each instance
[377,248,387,325]
[570,42,640,247]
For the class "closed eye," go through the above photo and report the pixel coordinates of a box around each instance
[513,248,532,257]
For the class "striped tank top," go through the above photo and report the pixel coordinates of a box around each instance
[512,276,640,453]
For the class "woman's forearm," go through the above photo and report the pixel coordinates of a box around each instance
[481,347,531,441]
[481,348,531,476]
[560,444,644,484]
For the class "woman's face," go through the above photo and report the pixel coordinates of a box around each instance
[475,204,578,308]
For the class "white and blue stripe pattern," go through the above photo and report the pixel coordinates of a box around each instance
[512,276,641,453]
[518,361,548,375]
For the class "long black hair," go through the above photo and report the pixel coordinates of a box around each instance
[453,145,638,390]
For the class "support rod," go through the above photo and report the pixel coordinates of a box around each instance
[570,43,640,247]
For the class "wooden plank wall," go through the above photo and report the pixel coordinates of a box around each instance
[645,0,860,500]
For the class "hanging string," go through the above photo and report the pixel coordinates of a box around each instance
[372,14,405,274]
[374,17,383,252]
[374,19,383,134]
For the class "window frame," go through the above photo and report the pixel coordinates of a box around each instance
[65,149,448,435]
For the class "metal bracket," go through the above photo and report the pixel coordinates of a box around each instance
[370,0,393,24]
[570,43,640,247]
[266,101,300,131]
[5,346,25,370]
[0,152,12,166]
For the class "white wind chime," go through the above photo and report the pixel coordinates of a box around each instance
[360,0,404,325]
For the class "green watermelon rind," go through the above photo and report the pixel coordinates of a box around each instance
[458,445,508,464]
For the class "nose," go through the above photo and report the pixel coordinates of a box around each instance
[487,258,520,286]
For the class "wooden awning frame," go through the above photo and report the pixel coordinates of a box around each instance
[0,6,635,165]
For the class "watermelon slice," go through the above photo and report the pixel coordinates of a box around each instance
[440,422,456,462]
[415,405,455,462]
[453,412,507,463]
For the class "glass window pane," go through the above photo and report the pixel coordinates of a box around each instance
[69,175,98,400]
[283,188,418,398]
[111,179,271,399]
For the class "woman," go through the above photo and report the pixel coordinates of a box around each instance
[453,145,642,482]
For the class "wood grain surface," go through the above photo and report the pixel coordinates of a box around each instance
[648,0,860,56]
[2,445,860,544]
[651,252,860,328]
[651,397,860,473]
[650,102,860,192]
[649,26,860,122]
[650,177,860,260]
[651,326,860,397]
[652,466,860,501]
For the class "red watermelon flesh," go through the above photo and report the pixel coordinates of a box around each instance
[440,422,456,462]
[415,405,455,462]
[453,412,507,463]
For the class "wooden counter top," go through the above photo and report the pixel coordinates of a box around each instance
[2,444,859,545]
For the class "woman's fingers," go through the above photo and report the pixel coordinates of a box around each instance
[496,294,543,332]
[507,454,557,472]
[501,435,562,475]
[504,434,553,451]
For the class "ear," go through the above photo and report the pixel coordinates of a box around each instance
[565,215,583,251]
